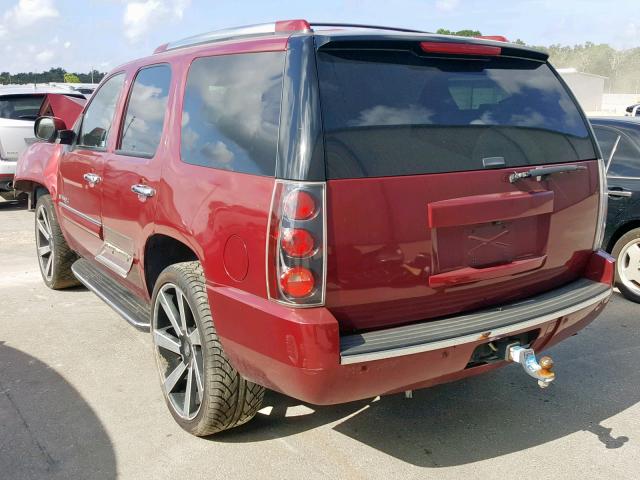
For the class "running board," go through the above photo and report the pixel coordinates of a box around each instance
[71,258,151,331]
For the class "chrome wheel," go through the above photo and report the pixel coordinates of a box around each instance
[617,238,640,297]
[152,283,204,420]
[36,203,54,282]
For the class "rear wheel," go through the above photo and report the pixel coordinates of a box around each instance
[612,228,640,303]
[151,261,264,436]
[34,195,79,289]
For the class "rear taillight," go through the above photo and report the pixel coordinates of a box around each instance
[267,181,326,306]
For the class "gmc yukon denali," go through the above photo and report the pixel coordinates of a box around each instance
[14,20,614,436]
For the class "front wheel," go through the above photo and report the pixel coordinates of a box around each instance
[612,227,640,303]
[151,261,264,436]
[34,194,79,289]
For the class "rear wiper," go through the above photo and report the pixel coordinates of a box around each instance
[509,165,587,184]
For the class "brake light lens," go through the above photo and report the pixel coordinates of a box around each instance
[267,181,326,306]
[283,189,316,220]
[420,41,502,56]
[281,228,315,257]
[280,267,315,298]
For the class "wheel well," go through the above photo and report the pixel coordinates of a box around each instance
[13,181,49,209]
[144,234,199,295]
[606,220,640,253]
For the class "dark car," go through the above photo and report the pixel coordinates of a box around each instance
[591,117,640,301]
[14,20,613,436]
[626,104,640,116]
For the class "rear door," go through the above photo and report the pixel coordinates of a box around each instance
[58,74,125,256]
[99,64,172,298]
[315,45,601,332]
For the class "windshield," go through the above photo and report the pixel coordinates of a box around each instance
[316,49,596,178]
[0,94,45,121]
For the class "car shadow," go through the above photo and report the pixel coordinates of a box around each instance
[0,198,28,211]
[216,294,638,467]
[0,342,116,479]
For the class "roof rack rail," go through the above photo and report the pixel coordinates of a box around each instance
[310,22,428,34]
[154,19,312,54]
[153,20,430,54]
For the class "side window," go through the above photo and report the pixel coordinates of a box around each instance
[78,73,125,149]
[608,133,640,177]
[180,52,284,176]
[593,126,620,165]
[119,65,172,157]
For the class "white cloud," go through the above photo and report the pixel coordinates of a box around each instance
[2,0,59,29]
[123,0,190,42]
[435,0,460,12]
[35,49,55,63]
[64,41,71,48]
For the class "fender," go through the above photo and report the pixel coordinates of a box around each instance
[14,142,64,202]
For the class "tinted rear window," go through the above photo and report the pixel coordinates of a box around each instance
[316,50,596,179]
[180,52,284,176]
[0,94,44,120]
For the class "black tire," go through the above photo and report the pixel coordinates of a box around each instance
[611,227,640,303]
[34,194,79,289]
[151,261,264,436]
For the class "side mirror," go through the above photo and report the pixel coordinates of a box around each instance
[34,116,68,143]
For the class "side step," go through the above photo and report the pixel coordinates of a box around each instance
[71,258,151,331]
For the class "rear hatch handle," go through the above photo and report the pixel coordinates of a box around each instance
[509,164,587,183]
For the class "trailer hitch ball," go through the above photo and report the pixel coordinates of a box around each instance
[506,344,556,388]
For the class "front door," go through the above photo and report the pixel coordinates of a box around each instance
[58,73,126,257]
[99,65,173,299]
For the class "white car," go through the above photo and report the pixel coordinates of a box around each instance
[0,85,86,199]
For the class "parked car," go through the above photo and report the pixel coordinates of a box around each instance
[0,85,85,199]
[15,20,614,436]
[626,104,640,117]
[590,117,640,301]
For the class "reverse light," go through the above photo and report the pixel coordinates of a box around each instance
[420,41,502,56]
[267,181,326,306]
[281,228,315,257]
[280,267,315,298]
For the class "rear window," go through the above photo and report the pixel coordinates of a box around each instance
[180,52,284,176]
[0,94,44,120]
[316,49,596,179]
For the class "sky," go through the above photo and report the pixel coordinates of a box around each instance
[0,0,639,74]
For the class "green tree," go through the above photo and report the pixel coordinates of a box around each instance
[436,28,482,37]
[63,73,81,83]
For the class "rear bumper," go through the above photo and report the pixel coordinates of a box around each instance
[209,250,614,405]
[0,160,16,190]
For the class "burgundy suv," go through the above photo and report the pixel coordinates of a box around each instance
[15,20,614,436]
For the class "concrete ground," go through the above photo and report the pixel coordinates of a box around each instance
[1,199,639,480]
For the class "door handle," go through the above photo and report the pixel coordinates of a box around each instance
[131,184,156,201]
[607,189,632,198]
[83,173,101,187]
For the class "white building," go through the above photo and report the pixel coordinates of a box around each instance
[557,68,607,113]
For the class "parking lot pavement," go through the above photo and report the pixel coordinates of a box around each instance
[1,199,639,480]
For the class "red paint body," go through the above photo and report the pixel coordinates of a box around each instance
[14,31,613,405]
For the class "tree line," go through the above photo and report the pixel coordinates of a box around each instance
[438,29,640,93]
[0,67,106,85]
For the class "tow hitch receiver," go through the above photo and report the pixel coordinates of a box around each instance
[506,344,555,388]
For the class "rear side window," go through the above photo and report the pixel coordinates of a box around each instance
[78,73,125,149]
[119,65,172,157]
[593,126,619,162]
[180,52,284,176]
[608,131,640,178]
[0,94,44,120]
[316,50,596,178]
